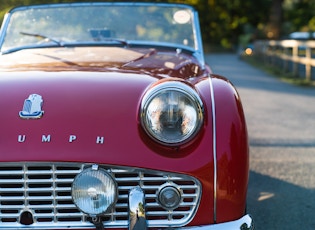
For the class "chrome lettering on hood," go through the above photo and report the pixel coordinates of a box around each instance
[18,134,105,144]
[19,94,44,119]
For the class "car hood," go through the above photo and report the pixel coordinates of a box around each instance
[0,47,213,175]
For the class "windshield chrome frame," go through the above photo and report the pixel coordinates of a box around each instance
[0,2,205,68]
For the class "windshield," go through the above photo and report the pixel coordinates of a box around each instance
[0,3,199,53]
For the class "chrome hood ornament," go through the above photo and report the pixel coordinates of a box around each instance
[19,94,44,119]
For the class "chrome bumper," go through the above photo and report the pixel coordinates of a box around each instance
[175,214,254,229]
[128,187,253,230]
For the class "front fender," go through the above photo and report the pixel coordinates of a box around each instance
[211,74,249,223]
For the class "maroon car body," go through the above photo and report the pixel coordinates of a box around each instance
[0,2,253,230]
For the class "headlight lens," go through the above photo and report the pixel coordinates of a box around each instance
[141,81,203,146]
[71,166,117,215]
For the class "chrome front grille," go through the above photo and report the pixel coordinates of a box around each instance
[0,163,201,229]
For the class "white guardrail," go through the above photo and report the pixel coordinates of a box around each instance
[253,40,315,82]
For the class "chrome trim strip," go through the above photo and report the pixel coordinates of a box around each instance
[208,75,217,222]
[128,186,147,230]
[0,13,10,52]
[192,10,205,69]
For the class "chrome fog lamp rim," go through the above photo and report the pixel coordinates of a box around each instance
[140,81,204,146]
[157,183,182,210]
[71,166,117,216]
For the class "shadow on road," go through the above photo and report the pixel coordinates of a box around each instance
[248,170,315,229]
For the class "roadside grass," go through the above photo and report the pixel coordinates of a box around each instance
[241,54,315,87]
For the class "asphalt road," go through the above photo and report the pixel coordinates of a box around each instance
[205,54,315,229]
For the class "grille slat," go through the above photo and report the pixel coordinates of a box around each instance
[0,162,201,228]
[0,197,25,201]
[1,205,57,209]
[0,179,24,184]
[0,205,24,209]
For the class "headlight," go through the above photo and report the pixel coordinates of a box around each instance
[71,165,117,216]
[141,81,203,146]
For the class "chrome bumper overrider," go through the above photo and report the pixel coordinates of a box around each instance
[128,186,253,230]
[128,187,147,230]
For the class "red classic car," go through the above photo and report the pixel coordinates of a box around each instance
[0,2,253,230]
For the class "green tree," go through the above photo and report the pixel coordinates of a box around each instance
[284,0,315,33]
[194,0,273,48]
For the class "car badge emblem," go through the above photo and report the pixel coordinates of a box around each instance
[19,94,44,119]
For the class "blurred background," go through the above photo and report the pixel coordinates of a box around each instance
[1,0,315,52]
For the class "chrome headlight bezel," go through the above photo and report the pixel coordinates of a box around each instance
[140,81,204,146]
[157,183,183,210]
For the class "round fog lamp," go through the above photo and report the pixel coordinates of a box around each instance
[71,167,117,215]
[158,185,182,210]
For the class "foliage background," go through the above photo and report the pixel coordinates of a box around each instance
[1,0,315,51]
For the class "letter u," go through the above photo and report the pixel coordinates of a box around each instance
[18,135,26,143]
